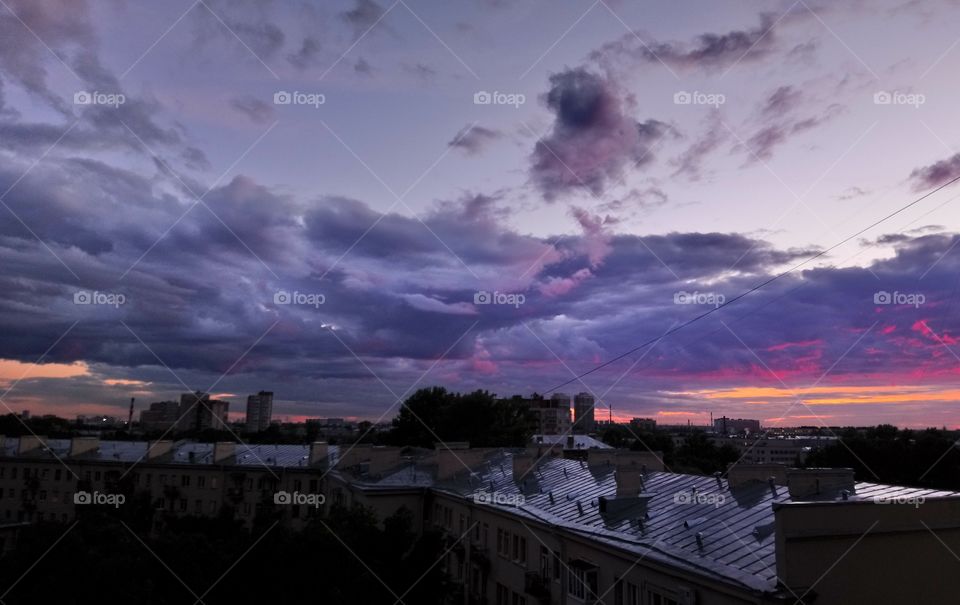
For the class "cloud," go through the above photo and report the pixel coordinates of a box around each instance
[340,0,387,39]
[589,12,796,73]
[448,125,502,155]
[287,36,323,70]
[909,153,960,192]
[530,68,670,199]
[230,96,275,124]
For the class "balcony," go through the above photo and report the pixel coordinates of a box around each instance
[524,571,551,604]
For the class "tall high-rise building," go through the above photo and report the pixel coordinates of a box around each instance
[175,391,230,432]
[245,391,274,433]
[573,392,596,434]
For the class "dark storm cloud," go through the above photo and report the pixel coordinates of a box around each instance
[530,68,670,199]
[448,125,502,155]
[909,153,960,192]
[3,150,960,417]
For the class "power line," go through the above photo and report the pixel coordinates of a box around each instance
[544,173,960,393]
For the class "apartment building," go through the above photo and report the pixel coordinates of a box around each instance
[0,435,331,530]
[245,391,274,433]
[328,446,960,604]
[2,435,959,603]
[573,393,596,434]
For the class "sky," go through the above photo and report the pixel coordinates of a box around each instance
[3,0,960,428]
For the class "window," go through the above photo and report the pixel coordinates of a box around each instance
[497,529,507,557]
[181,475,191,487]
[179,498,187,511]
[197,476,206,488]
[627,582,639,605]
[495,583,509,605]
[194,500,202,513]
[553,551,561,581]
[483,523,489,547]
[293,479,302,491]
[540,546,550,578]
[644,585,680,605]
[511,594,526,605]
[512,534,527,564]
[54,469,61,481]
[569,568,586,600]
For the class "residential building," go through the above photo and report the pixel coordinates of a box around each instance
[1,437,958,603]
[139,400,180,432]
[573,392,596,434]
[714,416,761,435]
[244,391,274,433]
[175,392,229,432]
[630,417,657,433]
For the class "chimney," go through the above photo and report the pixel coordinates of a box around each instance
[336,444,373,470]
[615,467,644,496]
[587,450,617,468]
[146,440,173,460]
[566,435,575,449]
[17,435,47,455]
[309,442,329,465]
[513,451,536,482]
[615,450,665,472]
[213,442,236,463]
[367,446,403,475]
[727,463,787,489]
[69,436,100,457]
[436,446,489,481]
[786,468,855,499]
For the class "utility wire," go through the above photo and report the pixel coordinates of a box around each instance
[544,173,960,393]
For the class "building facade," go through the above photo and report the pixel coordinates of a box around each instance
[1,436,959,603]
[175,391,230,432]
[573,392,596,434]
[245,391,274,433]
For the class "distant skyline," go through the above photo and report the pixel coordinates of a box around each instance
[4,0,960,428]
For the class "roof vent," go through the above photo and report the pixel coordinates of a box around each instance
[768,477,777,497]
[841,489,850,500]
[548,491,555,504]
[695,532,704,549]
[576,501,584,515]
[714,472,723,488]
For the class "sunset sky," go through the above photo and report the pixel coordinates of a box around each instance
[3,0,960,427]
